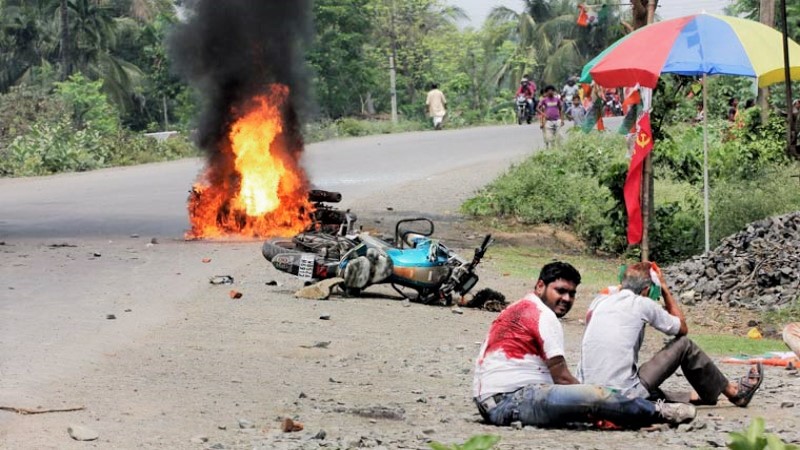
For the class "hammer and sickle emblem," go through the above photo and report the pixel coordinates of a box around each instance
[636,132,651,148]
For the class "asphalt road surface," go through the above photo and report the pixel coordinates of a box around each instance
[0,123,547,425]
[0,124,549,240]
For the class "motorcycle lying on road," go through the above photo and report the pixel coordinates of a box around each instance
[516,94,535,125]
[262,190,493,306]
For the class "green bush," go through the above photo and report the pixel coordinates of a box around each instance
[55,73,120,134]
[710,164,800,244]
[1,118,106,176]
[462,132,625,253]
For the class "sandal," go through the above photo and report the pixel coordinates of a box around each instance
[731,362,764,407]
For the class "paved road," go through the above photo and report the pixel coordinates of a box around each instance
[0,124,547,239]
[0,124,551,414]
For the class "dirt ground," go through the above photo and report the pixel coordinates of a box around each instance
[2,170,799,449]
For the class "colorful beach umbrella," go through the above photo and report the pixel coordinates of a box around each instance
[579,13,800,254]
[580,13,800,88]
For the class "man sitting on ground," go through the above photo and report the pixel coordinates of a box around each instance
[472,261,696,429]
[578,262,763,407]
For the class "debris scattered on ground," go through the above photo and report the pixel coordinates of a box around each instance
[281,418,304,432]
[265,280,278,286]
[228,290,243,299]
[747,327,763,339]
[238,418,255,429]
[319,314,331,320]
[300,341,331,349]
[106,314,116,320]
[92,253,101,257]
[294,278,345,300]
[190,435,208,444]
[48,243,77,248]
[340,404,406,421]
[67,425,99,441]
[130,234,139,238]
[1,405,85,415]
[451,307,463,315]
[312,429,327,440]
[202,258,212,263]
[665,212,800,310]
[209,275,234,285]
[150,238,158,245]
[460,288,507,312]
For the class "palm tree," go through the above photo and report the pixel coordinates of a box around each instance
[488,0,624,88]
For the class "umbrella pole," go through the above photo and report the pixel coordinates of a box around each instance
[702,75,710,253]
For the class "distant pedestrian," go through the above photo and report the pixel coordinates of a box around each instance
[426,83,447,130]
[538,85,564,148]
[566,96,586,127]
[727,97,739,122]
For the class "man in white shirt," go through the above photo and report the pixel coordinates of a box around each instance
[472,262,696,429]
[578,262,763,407]
[425,83,447,130]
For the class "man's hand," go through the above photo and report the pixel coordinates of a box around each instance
[652,261,688,336]
[546,356,579,385]
[652,262,667,287]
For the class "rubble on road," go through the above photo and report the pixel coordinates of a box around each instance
[664,212,800,310]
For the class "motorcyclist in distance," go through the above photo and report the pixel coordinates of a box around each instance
[516,77,537,118]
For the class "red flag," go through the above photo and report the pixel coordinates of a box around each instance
[623,112,654,244]
[577,5,589,26]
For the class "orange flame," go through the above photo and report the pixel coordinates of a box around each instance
[186,84,312,239]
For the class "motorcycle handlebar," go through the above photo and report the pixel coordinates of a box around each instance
[308,189,342,203]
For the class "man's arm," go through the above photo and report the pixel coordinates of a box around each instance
[654,265,688,336]
[547,356,579,384]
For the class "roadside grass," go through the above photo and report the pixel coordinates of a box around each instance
[691,334,788,356]
[304,118,428,142]
[763,300,800,327]
[489,245,622,296]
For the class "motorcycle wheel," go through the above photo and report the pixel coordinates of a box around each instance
[261,239,299,261]
[517,114,524,125]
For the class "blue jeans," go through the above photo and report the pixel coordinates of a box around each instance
[478,384,661,429]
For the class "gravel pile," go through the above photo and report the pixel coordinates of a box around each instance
[665,212,800,310]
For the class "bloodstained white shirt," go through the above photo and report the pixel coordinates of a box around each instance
[472,293,565,400]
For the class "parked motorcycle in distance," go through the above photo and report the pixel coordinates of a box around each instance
[516,94,534,125]
[262,190,493,305]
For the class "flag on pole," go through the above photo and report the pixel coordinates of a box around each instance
[577,4,599,27]
[623,112,654,244]
[577,4,589,26]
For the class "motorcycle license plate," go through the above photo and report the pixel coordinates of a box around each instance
[298,253,315,280]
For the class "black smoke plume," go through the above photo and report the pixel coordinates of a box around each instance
[168,0,312,154]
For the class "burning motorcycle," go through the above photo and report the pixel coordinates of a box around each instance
[262,190,493,305]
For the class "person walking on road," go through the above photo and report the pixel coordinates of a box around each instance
[566,96,587,127]
[426,83,447,130]
[538,85,564,148]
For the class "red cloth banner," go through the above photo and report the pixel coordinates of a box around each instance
[577,5,589,27]
[623,112,654,244]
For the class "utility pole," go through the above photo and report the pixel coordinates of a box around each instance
[758,0,775,124]
[389,0,399,125]
[780,0,797,157]
[60,0,70,80]
[640,0,656,261]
